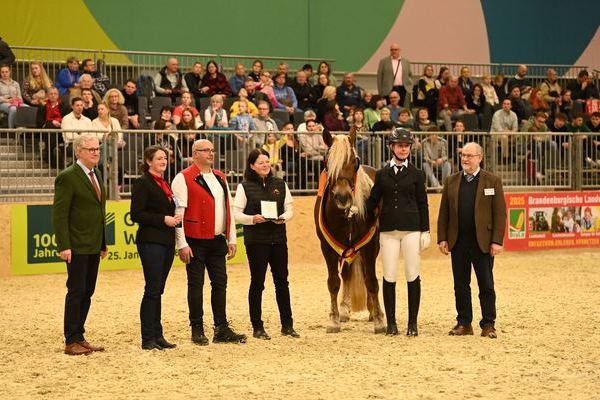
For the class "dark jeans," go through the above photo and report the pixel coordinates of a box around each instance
[64,253,100,344]
[186,236,228,327]
[138,242,175,342]
[246,243,293,330]
[450,238,496,328]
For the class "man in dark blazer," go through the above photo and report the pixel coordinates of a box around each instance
[437,142,506,339]
[376,43,413,106]
[53,134,107,355]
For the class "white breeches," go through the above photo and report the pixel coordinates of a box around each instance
[380,230,421,283]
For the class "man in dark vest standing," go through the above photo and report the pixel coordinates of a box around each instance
[172,139,246,345]
[53,133,107,355]
[437,142,506,339]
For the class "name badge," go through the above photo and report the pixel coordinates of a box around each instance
[484,188,495,196]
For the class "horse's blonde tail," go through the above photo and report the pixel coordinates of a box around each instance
[348,258,367,312]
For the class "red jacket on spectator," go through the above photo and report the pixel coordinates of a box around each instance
[438,85,466,111]
[201,72,232,97]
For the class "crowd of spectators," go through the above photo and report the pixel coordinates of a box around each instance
[1,40,599,187]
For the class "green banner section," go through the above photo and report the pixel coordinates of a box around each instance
[11,201,246,275]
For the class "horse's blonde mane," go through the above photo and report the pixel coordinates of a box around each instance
[326,135,373,220]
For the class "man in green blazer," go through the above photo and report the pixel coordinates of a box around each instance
[53,133,107,356]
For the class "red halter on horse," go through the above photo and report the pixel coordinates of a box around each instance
[314,127,385,334]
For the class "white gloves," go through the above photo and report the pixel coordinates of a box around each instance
[420,231,431,252]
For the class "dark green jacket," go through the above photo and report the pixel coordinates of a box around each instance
[53,163,106,254]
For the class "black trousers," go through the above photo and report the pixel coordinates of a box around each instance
[450,238,496,328]
[246,243,293,330]
[186,236,228,327]
[64,253,100,344]
[138,242,175,342]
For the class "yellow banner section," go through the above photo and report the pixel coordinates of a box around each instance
[10,201,246,275]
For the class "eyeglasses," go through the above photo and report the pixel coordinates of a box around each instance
[195,148,215,153]
[82,147,101,153]
[460,153,481,159]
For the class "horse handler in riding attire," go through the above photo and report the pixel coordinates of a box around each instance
[366,128,431,336]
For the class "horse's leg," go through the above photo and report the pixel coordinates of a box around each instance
[362,245,386,334]
[323,245,342,333]
[339,265,351,322]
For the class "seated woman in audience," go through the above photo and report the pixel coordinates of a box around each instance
[230,88,258,118]
[414,64,438,120]
[103,88,129,129]
[201,60,231,98]
[311,73,329,101]
[176,108,197,131]
[348,108,370,163]
[173,92,201,128]
[279,122,320,190]
[465,83,487,128]
[316,85,337,123]
[529,88,550,115]
[311,61,336,87]
[153,106,176,131]
[363,94,386,130]
[412,107,438,132]
[0,65,28,128]
[81,88,99,120]
[22,61,53,106]
[177,111,203,168]
[248,60,263,82]
[92,103,126,183]
[435,66,450,89]
[322,100,346,131]
[204,94,229,129]
[273,72,299,114]
[481,73,499,108]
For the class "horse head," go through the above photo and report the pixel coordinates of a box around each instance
[326,127,359,213]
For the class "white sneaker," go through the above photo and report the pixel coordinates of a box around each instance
[535,172,545,180]
[586,157,598,167]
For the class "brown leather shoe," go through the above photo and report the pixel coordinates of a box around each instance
[65,343,92,356]
[481,325,497,339]
[448,324,474,336]
[79,340,105,352]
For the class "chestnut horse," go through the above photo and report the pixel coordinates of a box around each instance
[314,128,385,334]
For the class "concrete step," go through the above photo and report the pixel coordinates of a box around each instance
[0,168,56,177]
[0,176,56,187]
[0,144,24,153]
[0,160,45,169]
[0,152,38,161]
[0,137,18,145]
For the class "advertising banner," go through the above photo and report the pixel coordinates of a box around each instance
[504,191,600,251]
[11,201,247,275]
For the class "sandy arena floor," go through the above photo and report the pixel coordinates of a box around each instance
[1,197,599,399]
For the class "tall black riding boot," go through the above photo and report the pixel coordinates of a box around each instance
[407,276,421,336]
[383,279,398,336]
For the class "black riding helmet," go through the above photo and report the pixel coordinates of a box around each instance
[387,128,414,145]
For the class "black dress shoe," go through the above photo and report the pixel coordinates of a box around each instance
[406,322,418,337]
[281,326,300,338]
[156,337,177,349]
[253,328,271,340]
[213,324,247,343]
[386,322,399,336]
[141,340,164,350]
[191,325,209,346]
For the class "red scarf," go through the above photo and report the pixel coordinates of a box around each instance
[149,172,173,199]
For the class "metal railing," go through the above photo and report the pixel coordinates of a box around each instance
[10,46,336,92]
[0,129,598,202]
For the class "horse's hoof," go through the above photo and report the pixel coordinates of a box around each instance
[374,326,387,334]
[326,326,341,333]
[368,315,374,322]
[340,315,349,323]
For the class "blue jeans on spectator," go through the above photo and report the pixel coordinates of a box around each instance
[138,242,175,343]
[0,103,29,128]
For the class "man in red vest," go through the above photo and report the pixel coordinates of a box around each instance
[172,139,246,345]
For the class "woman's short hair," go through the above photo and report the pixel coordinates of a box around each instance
[244,148,272,181]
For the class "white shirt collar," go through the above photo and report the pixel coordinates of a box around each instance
[390,159,408,169]
[76,159,94,175]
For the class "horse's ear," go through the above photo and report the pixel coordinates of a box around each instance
[349,125,357,147]
[322,128,333,147]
